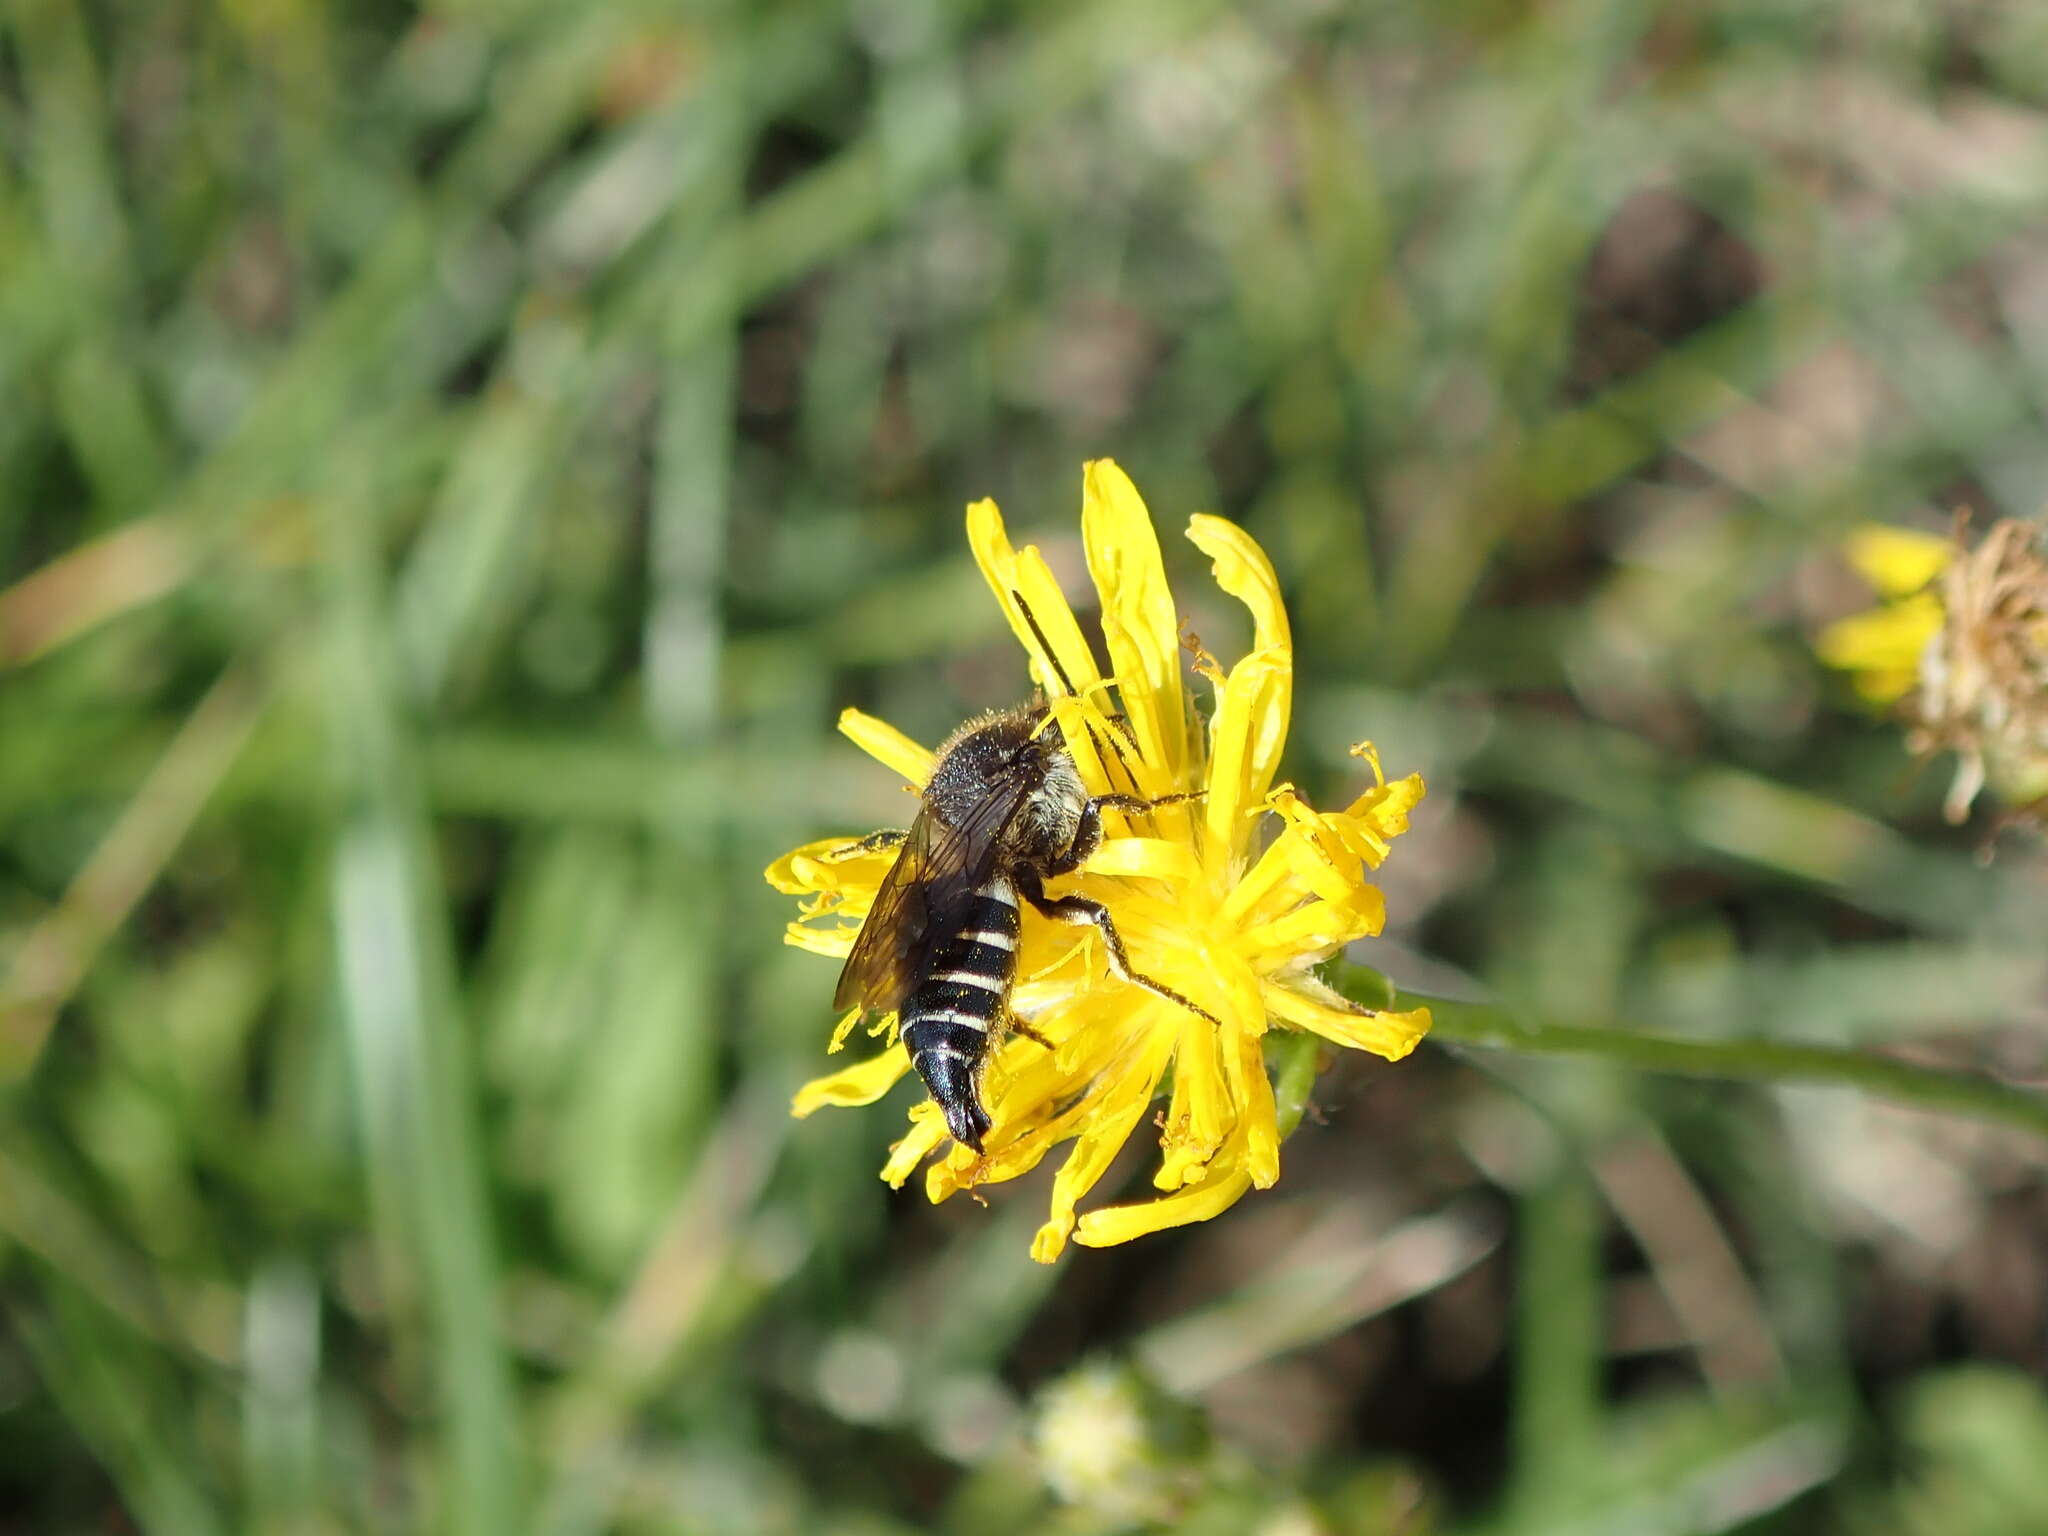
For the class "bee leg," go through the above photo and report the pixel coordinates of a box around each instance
[827,828,908,859]
[1092,790,1206,815]
[1007,1012,1054,1051]
[1014,868,1219,1026]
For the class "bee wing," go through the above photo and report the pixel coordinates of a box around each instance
[832,809,943,1014]
[832,774,1036,1015]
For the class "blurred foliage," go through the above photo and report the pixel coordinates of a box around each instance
[3,0,2048,1532]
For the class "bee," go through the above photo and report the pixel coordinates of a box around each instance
[834,702,1214,1153]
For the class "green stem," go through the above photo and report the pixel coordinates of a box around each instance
[1331,963,2048,1141]
[1271,1029,1324,1140]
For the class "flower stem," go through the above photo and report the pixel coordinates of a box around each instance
[1271,1028,1324,1140]
[1332,963,2048,1141]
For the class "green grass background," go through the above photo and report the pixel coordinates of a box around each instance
[4,0,2048,1531]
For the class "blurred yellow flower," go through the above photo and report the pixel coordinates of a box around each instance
[1815,525,1955,705]
[1818,518,2048,822]
[766,460,1430,1261]
[1032,1362,1190,1523]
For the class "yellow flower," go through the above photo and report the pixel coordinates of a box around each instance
[1815,524,1955,704]
[1818,518,2048,821]
[766,460,1429,1262]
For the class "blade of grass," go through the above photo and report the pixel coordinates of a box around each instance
[0,667,263,1080]
[1338,967,2048,1142]
[0,516,193,669]
[1134,1200,1501,1397]
[319,469,521,1532]
[1508,1167,1604,1519]
[15,1283,227,1536]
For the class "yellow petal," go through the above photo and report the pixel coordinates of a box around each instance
[1050,992,1149,1078]
[957,1117,1064,1189]
[1335,772,1427,861]
[763,837,845,894]
[1082,461,1187,794]
[763,835,897,898]
[1816,594,1942,681]
[1218,816,1299,927]
[1263,980,1430,1062]
[1189,513,1294,861]
[1075,1143,1254,1249]
[918,1003,1142,1205]
[965,499,1119,792]
[792,1046,912,1117]
[965,498,1103,701]
[1154,1095,1212,1191]
[1038,691,1132,805]
[1236,1025,1280,1188]
[1187,513,1291,655]
[1845,524,1955,597]
[1200,649,1291,870]
[1030,1028,1177,1263]
[1260,786,1423,916]
[1237,885,1387,959]
[1268,802,1368,905]
[1849,667,1921,705]
[838,709,935,786]
[882,1110,949,1187]
[1157,1011,1230,1188]
[783,921,859,957]
[1082,835,1204,886]
[1212,947,1268,1039]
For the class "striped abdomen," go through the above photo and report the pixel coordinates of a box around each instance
[902,875,1019,1153]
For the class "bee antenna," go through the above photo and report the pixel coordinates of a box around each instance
[1011,589,1146,797]
[1011,590,1082,700]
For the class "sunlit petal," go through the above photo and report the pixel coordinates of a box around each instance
[1075,1142,1254,1248]
[1238,885,1386,957]
[1816,594,1943,677]
[881,1111,948,1187]
[1157,1011,1230,1189]
[1031,1028,1178,1262]
[783,921,858,957]
[965,498,1099,697]
[1333,771,1428,864]
[1083,460,1187,794]
[838,708,935,786]
[1200,648,1291,870]
[1237,1025,1281,1188]
[1189,513,1293,861]
[1263,978,1430,1062]
[1188,513,1290,656]
[965,498,1122,792]
[792,1047,912,1117]
[1083,835,1204,885]
[1845,523,1955,597]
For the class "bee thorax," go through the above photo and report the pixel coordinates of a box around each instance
[1009,750,1088,861]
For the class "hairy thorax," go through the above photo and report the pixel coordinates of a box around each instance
[924,708,1087,865]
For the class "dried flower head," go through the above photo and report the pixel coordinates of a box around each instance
[1032,1362,1199,1523]
[766,461,1429,1261]
[1819,517,2048,822]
